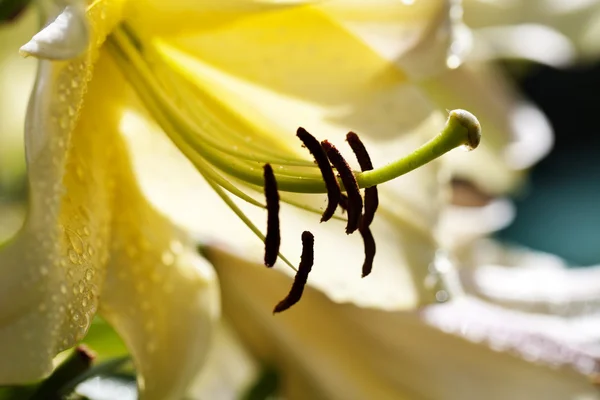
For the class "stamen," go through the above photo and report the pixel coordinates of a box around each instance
[321,141,362,234]
[339,193,348,213]
[263,164,280,267]
[273,231,314,314]
[359,226,376,278]
[346,132,374,171]
[296,128,341,221]
[346,132,379,229]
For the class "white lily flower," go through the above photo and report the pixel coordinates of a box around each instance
[0,0,484,396]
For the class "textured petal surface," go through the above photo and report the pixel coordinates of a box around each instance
[206,245,600,400]
[88,54,219,400]
[0,1,219,396]
[0,0,124,383]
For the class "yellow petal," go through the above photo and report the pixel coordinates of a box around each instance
[1,2,219,396]
[207,246,600,400]
[0,0,125,383]
[87,54,219,400]
[99,183,219,400]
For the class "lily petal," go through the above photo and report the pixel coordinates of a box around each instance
[99,176,219,399]
[20,1,90,60]
[0,0,125,383]
[459,239,600,317]
[1,2,219,397]
[206,245,600,400]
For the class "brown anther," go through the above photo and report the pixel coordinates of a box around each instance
[263,163,280,267]
[346,131,379,228]
[321,140,362,234]
[338,193,348,213]
[359,226,376,278]
[346,131,374,171]
[296,128,341,222]
[273,231,314,314]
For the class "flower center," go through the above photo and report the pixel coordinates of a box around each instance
[106,24,481,278]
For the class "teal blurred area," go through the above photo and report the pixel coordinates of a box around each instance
[498,64,600,266]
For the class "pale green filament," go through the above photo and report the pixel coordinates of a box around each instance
[107,27,481,194]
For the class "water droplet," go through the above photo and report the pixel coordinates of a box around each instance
[84,269,94,281]
[446,54,461,69]
[59,115,69,129]
[435,290,450,303]
[40,266,49,276]
[60,284,67,294]
[170,240,183,254]
[68,249,79,264]
[161,251,175,266]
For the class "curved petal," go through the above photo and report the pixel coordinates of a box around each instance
[1,2,219,396]
[459,239,600,317]
[187,322,258,400]
[99,181,219,400]
[20,1,89,60]
[471,24,577,67]
[0,0,124,383]
[84,54,219,400]
[206,245,600,400]
[463,0,600,61]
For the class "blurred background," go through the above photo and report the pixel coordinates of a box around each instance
[498,62,600,266]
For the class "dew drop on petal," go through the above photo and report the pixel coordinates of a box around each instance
[161,251,175,266]
[84,268,94,281]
